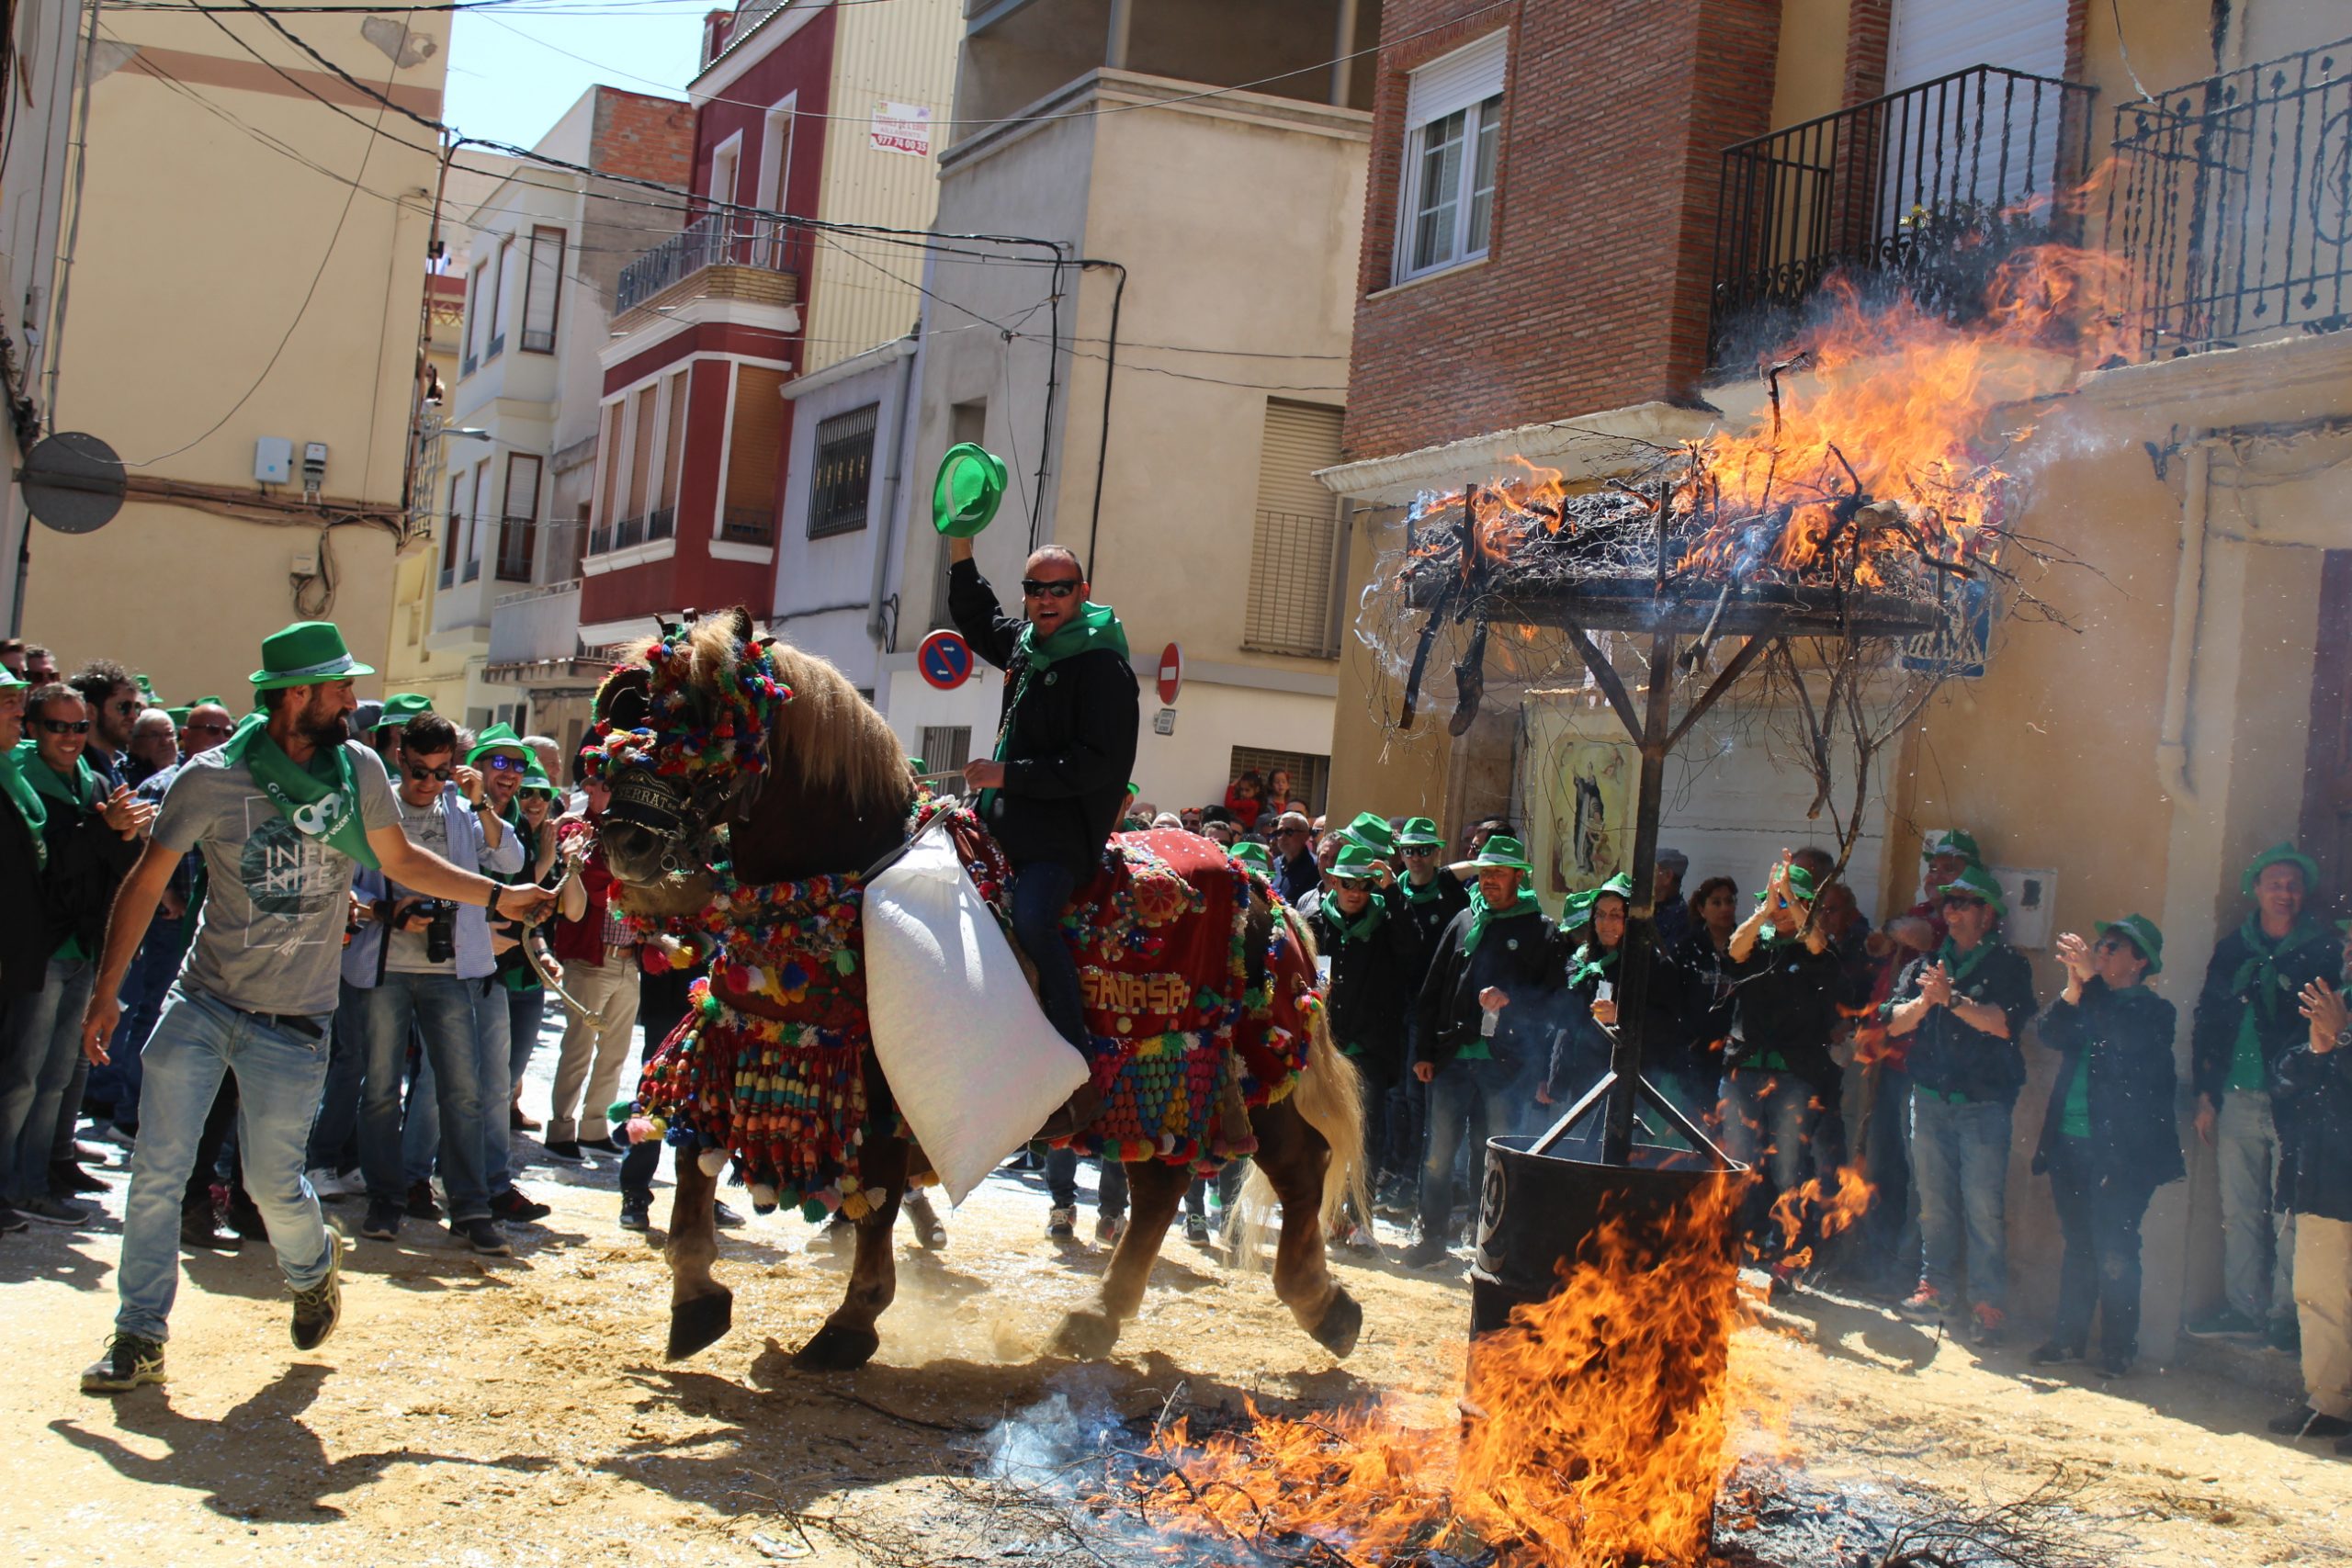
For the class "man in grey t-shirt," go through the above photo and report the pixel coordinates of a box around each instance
[72,622,557,1394]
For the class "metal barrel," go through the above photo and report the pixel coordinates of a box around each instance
[1467,1134,1741,1336]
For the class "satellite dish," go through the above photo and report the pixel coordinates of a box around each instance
[20,431,125,535]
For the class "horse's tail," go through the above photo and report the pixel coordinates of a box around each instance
[1227,906,1368,1266]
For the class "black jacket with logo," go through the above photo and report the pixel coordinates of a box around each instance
[948,559,1140,878]
[1887,941,2039,1105]
[1411,904,1562,1068]
[2188,917,2339,1105]
[1722,937,1845,1093]
[2032,979,2186,1191]
[1306,891,1419,1070]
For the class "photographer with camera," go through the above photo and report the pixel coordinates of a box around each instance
[344,714,524,1253]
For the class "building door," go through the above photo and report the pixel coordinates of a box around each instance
[2302,550,2352,917]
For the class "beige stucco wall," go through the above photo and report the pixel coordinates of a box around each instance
[23,5,446,697]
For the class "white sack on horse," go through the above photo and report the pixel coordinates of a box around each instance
[862,826,1088,1203]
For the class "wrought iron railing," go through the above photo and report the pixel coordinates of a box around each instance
[648,506,675,542]
[2109,37,2352,358]
[588,518,611,556]
[721,505,775,546]
[616,213,794,314]
[613,513,646,550]
[1709,64,2097,370]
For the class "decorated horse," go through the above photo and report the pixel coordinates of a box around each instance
[583,610,1365,1371]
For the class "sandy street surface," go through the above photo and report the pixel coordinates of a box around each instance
[3,1068,2348,1567]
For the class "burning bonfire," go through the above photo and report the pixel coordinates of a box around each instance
[1385,243,2119,737]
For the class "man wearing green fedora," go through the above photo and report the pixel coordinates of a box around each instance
[74,621,558,1393]
[2030,915,2181,1376]
[368,694,433,768]
[1405,834,1563,1269]
[2187,841,2338,1351]
[1306,842,1418,1248]
[1884,863,2039,1344]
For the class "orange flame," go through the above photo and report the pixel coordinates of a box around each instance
[1764,1162,1876,1274]
[1102,1178,1750,1566]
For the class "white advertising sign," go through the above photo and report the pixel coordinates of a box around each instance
[870,102,933,158]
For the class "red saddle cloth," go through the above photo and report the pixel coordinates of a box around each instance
[1059,829,1321,1168]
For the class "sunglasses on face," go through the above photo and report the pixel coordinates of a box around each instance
[403,763,455,784]
[1944,896,1987,911]
[480,752,528,772]
[39,718,90,735]
[186,721,232,736]
[1401,845,1439,857]
[107,699,138,716]
[2094,937,2132,954]
[1021,578,1080,600]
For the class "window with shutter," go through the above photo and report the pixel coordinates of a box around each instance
[520,227,564,354]
[441,474,463,584]
[720,367,786,545]
[465,464,490,581]
[1244,400,1346,658]
[918,726,971,775]
[486,239,511,360]
[1394,31,1508,284]
[497,455,540,582]
[590,401,621,555]
[808,403,879,538]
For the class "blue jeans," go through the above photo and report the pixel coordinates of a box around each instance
[1046,1147,1128,1214]
[2216,1088,2296,1324]
[1009,860,1086,1050]
[307,981,371,1172]
[1419,1056,1519,1243]
[1720,1068,1821,1258]
[1910,1089,2012,1310]
[0,952,96,1202]
[471,980,514,1195]
[506,986,544,1091]
[115,986,337,1343]
[88,918,183,1130]
[355,972,491,1221]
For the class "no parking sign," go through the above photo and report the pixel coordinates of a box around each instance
[917,628,975,691]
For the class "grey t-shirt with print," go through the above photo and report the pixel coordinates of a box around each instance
[155,739,401,1016]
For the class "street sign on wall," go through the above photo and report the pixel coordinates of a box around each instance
[917,629,974,691]
[1157,642,1182,706]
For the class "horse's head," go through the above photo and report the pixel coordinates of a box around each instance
[589,608,768,887]
[587,608,918,889]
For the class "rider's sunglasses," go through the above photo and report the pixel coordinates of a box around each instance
[38,718,90,735]
[480,752,528,772]
[1021,578,1080,600]
[403,762,455,784]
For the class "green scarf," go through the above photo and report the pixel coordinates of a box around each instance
[2227,915,2334,1024]
[0,743,50,868]
[220,712,378,870]
[20,740,101,818]
[981,601,1131,819]
[1569,942,1620,990]
[1402,874,1448,905]
[1936,935,1995,988]
[1330,890,1386,945]
[1464,885,1541,955]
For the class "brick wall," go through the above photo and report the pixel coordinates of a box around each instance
[1842,0,1891,104]
[1342,0,1781,462]
[591,87,696,186]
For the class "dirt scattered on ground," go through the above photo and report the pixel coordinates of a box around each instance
[2,1135,2347,1566]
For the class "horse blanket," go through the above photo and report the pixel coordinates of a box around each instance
[618,815,1323,1220]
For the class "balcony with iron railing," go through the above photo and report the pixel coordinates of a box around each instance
[2109,36,2352,360]
[720,505,775,546]
[614,212,800,321]
[1708,64,2098,372]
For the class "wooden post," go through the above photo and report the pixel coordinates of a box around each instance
[1602,630,1678,1164]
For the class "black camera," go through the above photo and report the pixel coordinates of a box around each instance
[414,898,458,965]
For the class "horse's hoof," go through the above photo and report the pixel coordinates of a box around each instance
[1309,1288,1363,1359]
[791,1322,881,1371]
[1046,1309,1121,1359]
[666,1289,733,1360]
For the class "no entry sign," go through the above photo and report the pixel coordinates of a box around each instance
[1157,642,1182,706]
[917,628,975,691]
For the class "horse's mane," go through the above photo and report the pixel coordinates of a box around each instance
[618,619,913,824]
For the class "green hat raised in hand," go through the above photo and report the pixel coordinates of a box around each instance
[932,443,1008,538]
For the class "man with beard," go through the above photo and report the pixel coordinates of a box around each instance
[74,623,557,1393]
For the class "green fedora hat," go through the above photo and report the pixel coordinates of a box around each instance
[1339,811,1396,858]
[0,665,22,691]
[371,693,434,731]
[252,621,374,691]
[466,720,531,763]
[1470,834,1534,874]
[1395,816,1443,850]
[932,443,1008,538]
[517,764,560,797]
[1228,840,1272,874]
[164,705,191,726]
[2095,913,2165,974]
[1758,863,1820,903]
[2241,840,2321,897]
[1938,863,2007,915]
[1922,829,1981,863]
[1328,841,1385,881]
